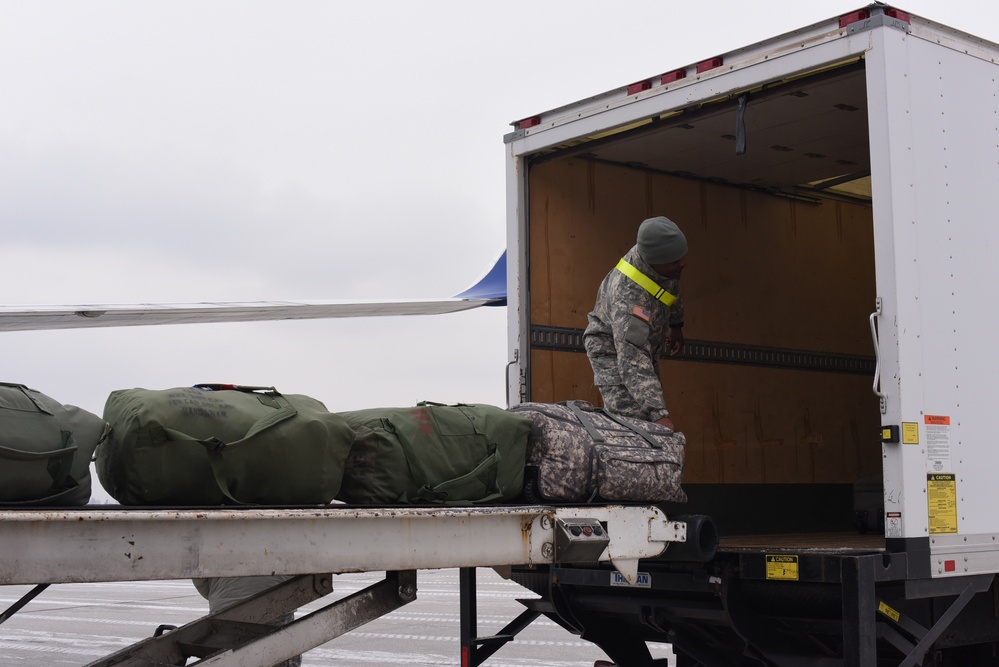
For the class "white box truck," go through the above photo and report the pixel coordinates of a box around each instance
[499,3,999,665]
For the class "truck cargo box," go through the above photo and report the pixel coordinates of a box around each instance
[501,5,999,665]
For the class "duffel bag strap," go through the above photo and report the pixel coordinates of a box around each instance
[566,401,663,449]
[565,402,607,444]
[0,431,79,505]
[596,409,662,449]
[391,425,504,505]
[155,395,299,504]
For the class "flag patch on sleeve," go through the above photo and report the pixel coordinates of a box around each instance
[631,305,651,322]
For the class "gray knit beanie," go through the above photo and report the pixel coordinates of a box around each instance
[637,216,687,264]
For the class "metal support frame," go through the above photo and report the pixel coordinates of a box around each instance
[1,505,682,666]
[461,549,995,666]
[83,571,417,667]
[0,584,49,626]
[459,567,543,667]
[841,554,995,667]
[842,556,879,666]
[881,575,994,667]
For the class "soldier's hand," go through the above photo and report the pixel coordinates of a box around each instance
[656,415,676,431]
[667,327,685,356]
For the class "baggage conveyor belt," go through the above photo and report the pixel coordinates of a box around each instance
[0,504,687,667]
[0,504,685,585]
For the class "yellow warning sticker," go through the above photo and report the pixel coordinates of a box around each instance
[902,422,919,444]
[927,473,958,534]
[766,555,799,581]
[878,601,901,623]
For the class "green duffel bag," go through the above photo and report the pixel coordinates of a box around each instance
[0,382,109,506]
[336,401,533,505]
[97,385,355,505]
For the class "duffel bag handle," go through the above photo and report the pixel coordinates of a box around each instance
[193,384,277,393]
[154,394,299,504]
[566,401,663,449]
[596,409,663,449]
[565,402,606,443]
[391,424,503,505]
[416,400,471,407]
[412,445,503,505]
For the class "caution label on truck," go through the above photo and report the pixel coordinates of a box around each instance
[878,601,901,623]
[927,473,959,534]
[886,512,902,539]
[765,555,799,581]
[924,415,952,472]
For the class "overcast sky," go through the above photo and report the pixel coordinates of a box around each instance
[3,0,998,427]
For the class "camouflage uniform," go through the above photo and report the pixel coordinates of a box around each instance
[583,245,684,422]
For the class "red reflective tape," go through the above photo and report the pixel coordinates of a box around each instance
[839,9,870,28]
[696,57,723,73]
[661,68,686,84]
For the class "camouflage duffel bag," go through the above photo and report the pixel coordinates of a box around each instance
[0,383,110,506]
[509,400,687,504]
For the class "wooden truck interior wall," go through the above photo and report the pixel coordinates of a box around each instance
[527,158,882,499]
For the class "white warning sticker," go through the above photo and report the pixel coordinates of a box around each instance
[924,415,952,473]
[886,512,902,538]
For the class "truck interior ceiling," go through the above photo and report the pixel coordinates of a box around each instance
[526,59,883,541]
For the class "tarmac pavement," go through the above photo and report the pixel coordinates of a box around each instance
[0,568,675,666]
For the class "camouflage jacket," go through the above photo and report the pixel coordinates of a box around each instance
[583,246,685,421]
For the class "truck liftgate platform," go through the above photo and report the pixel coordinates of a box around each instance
[0,504,687,666]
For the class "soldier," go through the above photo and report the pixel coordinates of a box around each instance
[583,216,687,430]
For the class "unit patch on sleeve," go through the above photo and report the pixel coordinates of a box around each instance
[631,305,651,322]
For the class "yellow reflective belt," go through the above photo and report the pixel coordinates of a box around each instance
[615,258,678,306]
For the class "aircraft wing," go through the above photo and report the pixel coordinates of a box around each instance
[0,252,507,333]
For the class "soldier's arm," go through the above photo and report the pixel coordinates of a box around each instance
[609,300,670,421]
[666,290,685,356]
